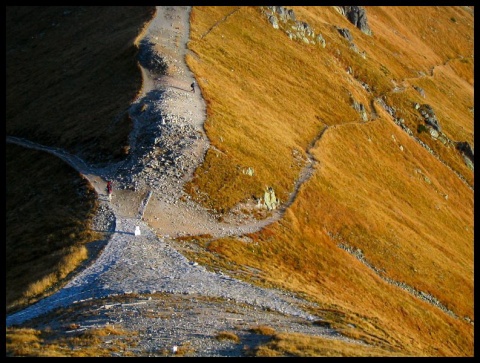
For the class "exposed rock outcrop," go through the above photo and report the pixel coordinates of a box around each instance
[335,6,372,35]
[456,141,474,170]
[418,104,441,132]
[256,186,280,211]
[337,27,353,42]
[413,85,426,98]
[350,94,368,121]
[261,6,326,47]
[335,26,366,58]
[375,97,473,189]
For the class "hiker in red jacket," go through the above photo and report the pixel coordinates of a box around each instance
[107,181,113,201]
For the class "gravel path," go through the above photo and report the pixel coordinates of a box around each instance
[6,6,367,356]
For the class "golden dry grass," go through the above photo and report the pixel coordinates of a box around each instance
[6,144,101,313]
[6,326,136,357]
[216,331,241,342]
[184,6,473,357]
[248,325,276,336]
[186,6,355,211]
[6,5,473,357]
[253,332,409,357]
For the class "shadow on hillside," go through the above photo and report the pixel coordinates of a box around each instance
[137,38,168,77]
[112,231,135,236]
[214,332,273,357]
[130,89,166,116]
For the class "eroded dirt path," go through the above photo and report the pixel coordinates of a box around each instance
[6,9,354,354]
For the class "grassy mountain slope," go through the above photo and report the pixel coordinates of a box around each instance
[6,6,473,357]
[184,6,473,356]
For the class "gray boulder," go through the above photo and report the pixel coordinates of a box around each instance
[287,9,295,21]
[456,141,474,165]
[342,6,372,35]
[418,104,441,132]
[269,15,279,29]
[425,117,441,132]
[337,27,353,42]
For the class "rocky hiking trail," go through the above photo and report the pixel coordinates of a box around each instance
[7,6,368,356]
[6,6,468,356]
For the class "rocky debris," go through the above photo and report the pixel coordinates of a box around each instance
[429,128,439,139]
[109,75,208,200]
[331,218,466,320]
[456,141,474,160]
[375,97,396,118]
[337,242,456,318]
[6,5,474,356]
[91,201,116,233]
[418,104,441,132]
[6,215,326,328]
[350,94,368,121]
[27,292,362,357]
[261,6,326,47]
[335,26,366,58]
[360,81,372,92]
[375,97,473,190]
[413,103,453,146]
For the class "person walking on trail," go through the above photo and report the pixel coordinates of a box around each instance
[106,181,113,201]
[191,81,196,93]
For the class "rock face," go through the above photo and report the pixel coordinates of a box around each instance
[456,141,474,159]
[341,6,372,35]
[456,141,474,170]
[335,26,366,58]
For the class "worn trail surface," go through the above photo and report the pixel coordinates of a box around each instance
[6,6,364,356]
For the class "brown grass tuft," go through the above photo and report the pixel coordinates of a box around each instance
[216,331,241,342]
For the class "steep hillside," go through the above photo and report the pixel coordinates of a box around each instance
[184,6,473,356]
[6,6,473,357]
[6,6,155,312]
[6,6,155,164]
